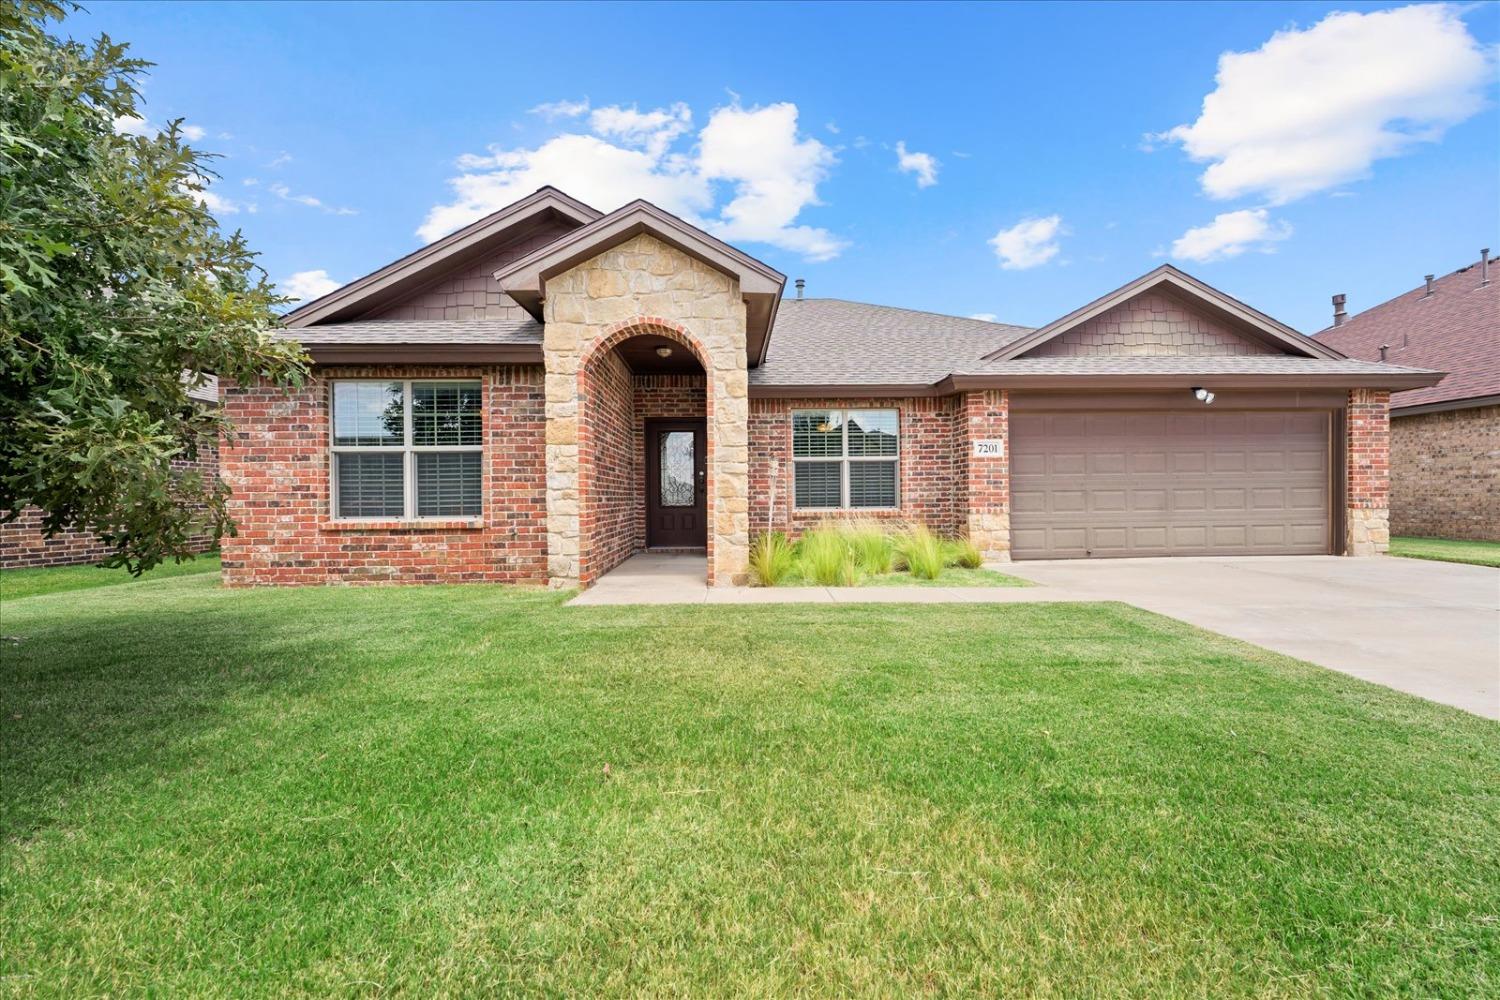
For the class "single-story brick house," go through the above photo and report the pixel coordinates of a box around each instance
[222,187,1441,587]
[1316,255,1498,542]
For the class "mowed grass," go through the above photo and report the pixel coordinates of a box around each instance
[1390,535,1500,568]
[2,576,1498,997]
[0,552,221,600]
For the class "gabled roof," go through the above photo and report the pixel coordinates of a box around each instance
[1315,259,1498,412]
[282,187,600,328]
[275,318,543,364]
[494,199,786,366]
[985,264,1346,362]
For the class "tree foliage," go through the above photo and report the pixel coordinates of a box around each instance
[0,1,307,571]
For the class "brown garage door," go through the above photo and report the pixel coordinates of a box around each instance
[1011,410,1331,559]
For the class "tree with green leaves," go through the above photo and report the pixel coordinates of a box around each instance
[1,1,307,571]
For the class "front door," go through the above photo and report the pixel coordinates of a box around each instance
[646,419,707,548]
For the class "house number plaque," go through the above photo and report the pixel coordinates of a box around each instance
[972,439,1005,458]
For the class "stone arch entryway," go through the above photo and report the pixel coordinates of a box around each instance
[576,321,713,586]
[539,232,754,590]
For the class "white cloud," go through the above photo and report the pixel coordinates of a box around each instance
[267,152,292,168]
[420,100,845,260]
[1169,208,1292,262]
[181,124,206,142]
[113,114,151,137]
[198,189,241,216]
[269,182,357,216]
[894,141,939,188]
[968,312,999,322]
[528,98,589,120]
[279,269,342,303]
[1155,4,1492,204]
[989,215,1065,270]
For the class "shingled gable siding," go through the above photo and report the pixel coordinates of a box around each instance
[748,396,966,539]
[1345,388,1392,556]
[1390,404,1500,542]
[1026,291,1280,358]
[218,365,548,586]
[1,447,220,569]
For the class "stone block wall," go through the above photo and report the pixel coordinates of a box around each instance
[1,444,220,569]
[748,395,964,539]
[219,365,548,586]
[544,233,749,587]
[1345,388,1391,556]
[1390,404,1499,542]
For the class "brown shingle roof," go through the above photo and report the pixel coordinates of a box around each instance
[752,299,1031,386]
[277,318,543,346]
[1314,261,1496,410]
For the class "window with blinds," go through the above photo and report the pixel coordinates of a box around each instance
[791,409,899,509]
[331,380,483,519]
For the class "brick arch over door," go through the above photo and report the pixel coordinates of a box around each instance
[577,319,715,585]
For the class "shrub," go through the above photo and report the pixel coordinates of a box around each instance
[896,525,945,580]
[798,527,856,586]
[946,537,984,569]
[748,532,797,587]
[840,519,896,576]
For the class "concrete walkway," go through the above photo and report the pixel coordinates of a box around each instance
[567,552,1078,606]
[1003,555,1500,720]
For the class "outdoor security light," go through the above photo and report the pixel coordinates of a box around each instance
[1192,387,1216,405]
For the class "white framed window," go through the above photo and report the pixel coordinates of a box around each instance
[330,380,483,520]
[792,409,899,510]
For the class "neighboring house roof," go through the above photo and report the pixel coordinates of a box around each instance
[750,299,1029,388]
[282,187,600,328]
[494,199,786,366]
[184,372,219,404]
[989,264,1345,362]
[1314,260,1498,412]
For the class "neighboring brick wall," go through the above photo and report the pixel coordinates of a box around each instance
[219,365,548,586]
[1026,290,1279,357]
[1,443,220,569]
[748,396,964,540]
[633,374,707,548]
[1390,403,1500,542]
[958,389,1011,560]
[1345,388,1392,555]
[578,349,638,584]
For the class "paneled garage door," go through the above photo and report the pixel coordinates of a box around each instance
[1010,410,1331,559]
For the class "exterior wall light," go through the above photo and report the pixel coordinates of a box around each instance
[1192,387,1215,405]
[655,346,673,358]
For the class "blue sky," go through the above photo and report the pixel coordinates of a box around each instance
[73,1,1498,333]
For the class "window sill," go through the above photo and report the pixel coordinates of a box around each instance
[320,518,485,533]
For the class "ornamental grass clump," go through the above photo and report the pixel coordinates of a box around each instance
[840,519,896,576]
[946,537,984,569]
[798,526,856,586]
[748,531,797,587]
[896,524,945,580]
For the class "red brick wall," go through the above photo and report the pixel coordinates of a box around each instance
[1346,388,1391,511]
[578,350,637,584]
[1,444,220,569]
[748,396,964,539]
[1390,404,1499,541]
[633,374,707,548]
[219,365,547,586]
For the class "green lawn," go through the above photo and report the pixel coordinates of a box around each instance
[0,552,221,600]
[786,565,1030,588]
[2,575,1497,997]
[1390,535,1500,568]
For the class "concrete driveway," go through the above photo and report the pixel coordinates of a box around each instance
[1002,556,1500,719]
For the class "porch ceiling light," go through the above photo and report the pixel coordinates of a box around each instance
[1192,386,1215,405]
[655,346,673,358]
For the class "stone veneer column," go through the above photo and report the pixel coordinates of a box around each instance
[961,389,1011,561]
[541,233,750,588]
[1345,388,1391,556]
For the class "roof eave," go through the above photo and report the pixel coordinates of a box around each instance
[302,343,544,365]
[939,370,1444,392]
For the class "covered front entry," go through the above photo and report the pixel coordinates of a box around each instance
[645,419,707,548]
[1010,408,1334,559]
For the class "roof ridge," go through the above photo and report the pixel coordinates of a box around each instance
[792,297,1031,331]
